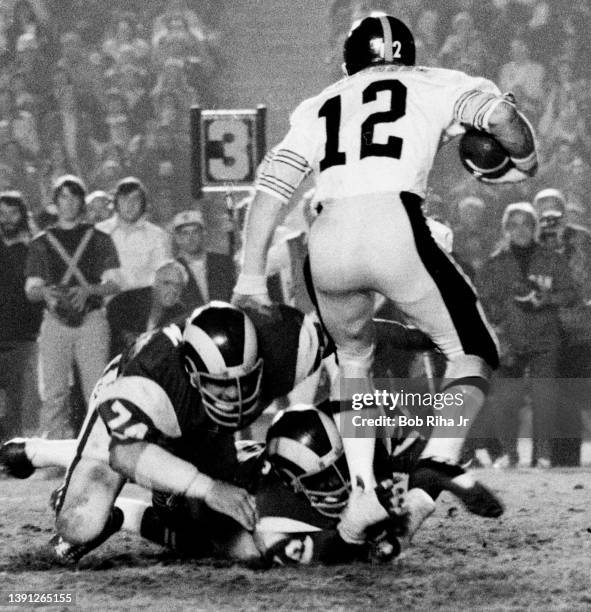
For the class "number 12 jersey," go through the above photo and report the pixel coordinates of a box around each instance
[257,65,500,202]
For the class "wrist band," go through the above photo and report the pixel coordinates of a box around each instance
[234,273,268,296]
[510,150,537,172]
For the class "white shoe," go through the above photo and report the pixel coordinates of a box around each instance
[337,479,406,545]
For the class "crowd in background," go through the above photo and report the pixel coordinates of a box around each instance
[0,0,220,226]
[1,0,591,468]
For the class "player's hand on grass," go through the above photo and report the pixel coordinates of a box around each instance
[203,479,258,532]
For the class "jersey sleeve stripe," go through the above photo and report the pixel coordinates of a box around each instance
[453,89,502,131]
[274,153,310,171]
[256,148,312,202]
[258,177,294,201]
[453,89,480,123]
[273,149,310,168]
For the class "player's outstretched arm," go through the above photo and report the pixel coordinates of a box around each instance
[233,189,285,308]
[109,440,257,531]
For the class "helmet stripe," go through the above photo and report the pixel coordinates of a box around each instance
[379,15,393,62]
[183,325,227,373]
[242,314,257,368]
[294,315,321,384]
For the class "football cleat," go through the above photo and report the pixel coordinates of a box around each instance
[0,439,35,479]
[50,533,89,565]
[410,458,504,518]
[50,507,124,565]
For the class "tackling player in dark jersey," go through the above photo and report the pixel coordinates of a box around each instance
[2,301,435,563]
[95,404,436,566]
[1,301,497,563]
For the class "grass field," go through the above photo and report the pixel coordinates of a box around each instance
[1,466,591,611]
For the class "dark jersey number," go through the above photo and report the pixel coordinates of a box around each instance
[318,95,346,171]
[318,79,407,171]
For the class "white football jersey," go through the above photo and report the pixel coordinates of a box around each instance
[258,65,501,202]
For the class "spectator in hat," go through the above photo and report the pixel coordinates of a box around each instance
[172,209,235,308]
[533,188,591,466]
[473,202,577,468]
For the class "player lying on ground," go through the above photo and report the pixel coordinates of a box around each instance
[116,404,441,566]
[3,301,458,562]
[233,12,537,525]
[12,405,437,566]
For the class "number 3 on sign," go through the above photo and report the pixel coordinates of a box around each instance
[191,107,266,195]
[207,118,250,181]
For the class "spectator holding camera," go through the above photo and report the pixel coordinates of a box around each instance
[533,188,591,465]
[24,175,121,439]
[477,202,577,468]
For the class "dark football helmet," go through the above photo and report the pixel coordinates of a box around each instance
[266,403,351,518]
[182,301,263,430]
[343,13,415,75]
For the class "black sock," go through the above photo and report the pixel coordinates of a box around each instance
[409,458,465,500]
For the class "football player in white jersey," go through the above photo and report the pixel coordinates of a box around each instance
[233,13,537,544]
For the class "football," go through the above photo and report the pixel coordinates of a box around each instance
[459,128,512,180]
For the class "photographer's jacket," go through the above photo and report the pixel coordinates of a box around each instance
[478,242,578,352]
